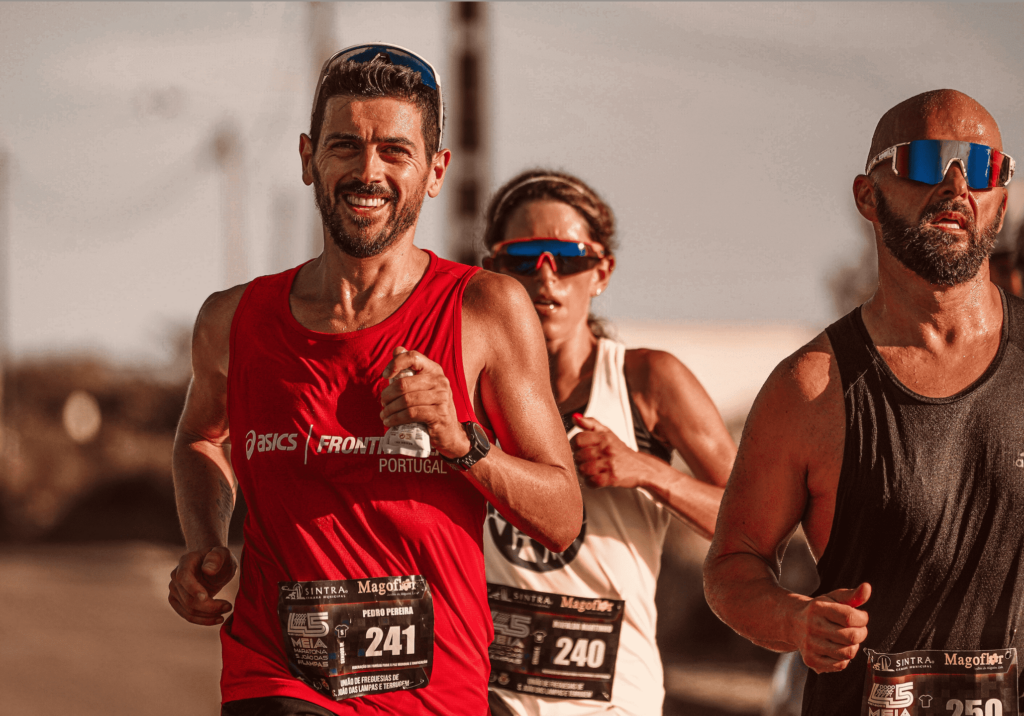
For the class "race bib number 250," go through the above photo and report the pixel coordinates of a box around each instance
[277,576,433,702]
[862,648,1019,716]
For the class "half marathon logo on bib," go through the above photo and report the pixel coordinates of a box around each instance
[487,504,586,572]
[862,648,1018,716]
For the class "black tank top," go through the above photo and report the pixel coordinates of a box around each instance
[802,290,1024,715]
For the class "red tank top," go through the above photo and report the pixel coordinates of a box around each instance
[221,251,489,714]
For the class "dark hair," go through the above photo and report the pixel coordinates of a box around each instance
[483,169,617,338]
[309,55,443,159]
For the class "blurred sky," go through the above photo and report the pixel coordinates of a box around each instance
[1,2,1022,366]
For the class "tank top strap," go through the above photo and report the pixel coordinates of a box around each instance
[824,307,877,396]
[591,338,638,451]
[567,338,638,451]
[625,385,673,463]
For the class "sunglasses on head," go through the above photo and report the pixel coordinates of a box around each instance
[867,140,1015,190]
[490,238,606,276]
[312,43,444,152]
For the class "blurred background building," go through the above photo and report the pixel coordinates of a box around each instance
[1,3,1021,715]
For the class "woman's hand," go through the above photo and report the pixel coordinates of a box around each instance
[570,414,651,489]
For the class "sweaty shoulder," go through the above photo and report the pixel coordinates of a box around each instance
[459,271,547,416]
[463,269,532,316]
[773,331,839,405]
[623,347,703,419]
[750,331,844,447]
[623,348,696,396]
[193,284,248,378]
[462,270,539,343]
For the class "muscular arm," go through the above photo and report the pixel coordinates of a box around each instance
[168,286,245,625]
[702,334,871,673]
[462,272,581,552]
[382,271,581,552]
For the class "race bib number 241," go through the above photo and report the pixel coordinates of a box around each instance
[278,576,433,702]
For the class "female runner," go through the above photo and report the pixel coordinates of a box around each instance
[481,170,737,716]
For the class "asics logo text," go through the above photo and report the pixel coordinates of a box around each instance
[246,430,299,459]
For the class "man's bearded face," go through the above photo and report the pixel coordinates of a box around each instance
[311,163,426,259]
[875,187,1003,286]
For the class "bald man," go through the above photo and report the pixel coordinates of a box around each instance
[704,89,1021,715]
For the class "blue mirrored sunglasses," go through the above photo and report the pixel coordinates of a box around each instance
[867,140,1015,190]
[491,239,604,276]
[312,43,444,152]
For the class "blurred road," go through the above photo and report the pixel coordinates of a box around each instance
[0,542,238,716]
[665,663,771,715]
[0,543,769,715]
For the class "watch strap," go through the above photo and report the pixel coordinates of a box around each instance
[441,421,490,470]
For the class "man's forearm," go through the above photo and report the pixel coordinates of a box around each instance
[173,437,237,552]
[465,446,582,553]
[703,551,807,653]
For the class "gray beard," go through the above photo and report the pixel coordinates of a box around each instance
[875,188,1002,286]
[312,171,425,259]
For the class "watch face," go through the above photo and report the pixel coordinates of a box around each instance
[443,422,490,469]
[469,422,489,448]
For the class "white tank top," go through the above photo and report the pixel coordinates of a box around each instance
[485,339,672,715]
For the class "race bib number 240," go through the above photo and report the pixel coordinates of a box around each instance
[487,583,624,701]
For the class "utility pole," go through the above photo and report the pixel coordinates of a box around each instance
[0,150,9,479]
[308,1,337,259]
[270,190,298,274]
[212,123,248,287]
[447,2,490,266]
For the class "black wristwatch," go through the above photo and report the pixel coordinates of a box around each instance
[441,421,491,470]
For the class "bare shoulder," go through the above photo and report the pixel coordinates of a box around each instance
[728,332,846,557]
[462,270,541,351]
[749,329,843,426]
[740,330,844,487]
[177,284,248,443]
[767,331,839,406]
[710,331,846,561]
[459,270,548,418]
[623,347,698,395]
[193,284,249,377]
[623,346,736,485]
[197,284,247,329]
[623,347,708,424]
[463,270,534,324]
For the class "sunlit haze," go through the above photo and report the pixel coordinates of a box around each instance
[2,2,1022,365]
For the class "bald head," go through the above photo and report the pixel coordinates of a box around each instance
[866,90,1003,171]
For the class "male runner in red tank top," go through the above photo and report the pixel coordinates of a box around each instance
[166,44,581,716]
